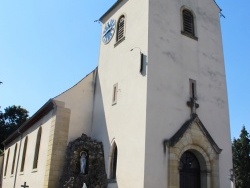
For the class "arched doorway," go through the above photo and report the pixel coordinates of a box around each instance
[179,151,200,188]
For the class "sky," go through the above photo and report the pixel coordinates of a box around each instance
[0,0,249,140]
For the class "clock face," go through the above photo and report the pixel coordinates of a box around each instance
[102,19,116,44]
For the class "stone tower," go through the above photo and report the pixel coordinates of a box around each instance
[92,0,232,188]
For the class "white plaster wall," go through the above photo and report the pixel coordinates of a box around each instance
[1,110,54,188]
[145,0,232,187]
[1,140,20,188]
[0,154,3,188]
[92,0,149,187]
[54,70,96,143]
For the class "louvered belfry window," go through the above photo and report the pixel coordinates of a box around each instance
[117,15,125,41]
[183,10,195,36]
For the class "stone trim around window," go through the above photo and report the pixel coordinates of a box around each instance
[181,30,198,40]
[114,36,125,47]
[181,7,198,41]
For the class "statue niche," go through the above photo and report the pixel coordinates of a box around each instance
[60,134,107,188]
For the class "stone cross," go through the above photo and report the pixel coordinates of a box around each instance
[187,97,199,115]
[21,182,29,188]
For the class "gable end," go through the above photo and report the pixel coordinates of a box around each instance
[164,114,222,154]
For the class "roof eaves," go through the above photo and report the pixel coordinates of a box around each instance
[2,99,56,146]
[99,0,123,22]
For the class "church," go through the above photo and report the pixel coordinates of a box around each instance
[1,0,233,187]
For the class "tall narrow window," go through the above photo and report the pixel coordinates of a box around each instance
[112,83,118,105]
[11,144,18,174]
[189,79,197,100]
[110,142,118,179]
[140,53,144,74]
[33,128,42,169]
[182,9,197,39]
[116,15,125,42]
[20,137,28,172]
[4,149,10,176]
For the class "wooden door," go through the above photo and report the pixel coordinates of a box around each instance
[179,151,200,188]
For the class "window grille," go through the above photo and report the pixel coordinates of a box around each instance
[117,15,125,41]
[183,10,195,36]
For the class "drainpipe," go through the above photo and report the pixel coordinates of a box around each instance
[13,129,22,188]
[229,169,236,188]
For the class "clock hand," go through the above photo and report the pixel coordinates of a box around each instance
[103,27,113,36]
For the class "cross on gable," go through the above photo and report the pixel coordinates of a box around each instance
[187,97,199,115]
[21,182,29,188]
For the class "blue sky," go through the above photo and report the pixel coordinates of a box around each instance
[0,0,249,139]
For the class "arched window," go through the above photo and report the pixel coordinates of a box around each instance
[4,149,10,176]
[20,137,28,172]
[33,127,42,169]
[182,9,196,38]
[110,142,118,179]
[11,144,18,174]
[116,15,125,42]
[179,151,201,188]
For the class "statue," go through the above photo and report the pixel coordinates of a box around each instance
[80,151,87,174]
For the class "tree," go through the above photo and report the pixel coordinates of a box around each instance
[0,105,29,152]
[232,126,250,188]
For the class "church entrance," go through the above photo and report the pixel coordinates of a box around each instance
[179,151,201,188]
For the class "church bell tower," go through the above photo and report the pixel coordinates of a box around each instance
[92,0,232,187]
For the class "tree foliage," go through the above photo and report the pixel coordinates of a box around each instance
[232,126,250,188]
[0,105,29,152]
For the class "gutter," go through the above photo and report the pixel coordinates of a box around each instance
[2,99,55,146]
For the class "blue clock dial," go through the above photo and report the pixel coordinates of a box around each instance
[102,19,116,44]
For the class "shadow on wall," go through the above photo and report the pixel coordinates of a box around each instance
[91,74,119,188]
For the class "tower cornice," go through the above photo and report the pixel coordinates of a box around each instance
[99,0,126,22]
